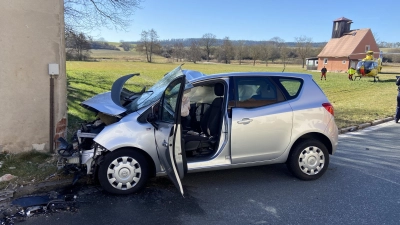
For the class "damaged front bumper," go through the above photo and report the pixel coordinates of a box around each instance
[56,121,107,179]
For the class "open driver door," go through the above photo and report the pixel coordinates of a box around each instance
[153,75,188,196]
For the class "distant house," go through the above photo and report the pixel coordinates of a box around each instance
[317,17,380,72]
[305,57,318,70]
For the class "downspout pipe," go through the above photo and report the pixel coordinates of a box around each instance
[50,76,54,153]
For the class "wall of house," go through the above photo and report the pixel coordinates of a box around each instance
[0,0,66,153]
[318,57,349,72]
[350,30,380,60]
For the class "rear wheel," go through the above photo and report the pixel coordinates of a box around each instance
[287,140,329,181]
[98,149,149,195]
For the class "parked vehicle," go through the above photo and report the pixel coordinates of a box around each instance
[57,65,338,195]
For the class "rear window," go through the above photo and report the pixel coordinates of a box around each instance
[274,77,303,100]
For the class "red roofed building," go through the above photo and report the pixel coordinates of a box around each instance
[317,17,380,72]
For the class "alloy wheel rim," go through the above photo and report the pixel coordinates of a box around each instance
[106,156,141,190]
[298,146,325,175]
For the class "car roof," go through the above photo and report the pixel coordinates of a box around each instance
[190,71,313,83]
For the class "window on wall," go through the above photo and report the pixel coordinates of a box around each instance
[335,22,338,30]
[365,45,370,52]
[324,58,328,64]
[316,61,318,65]
[342,60,346,64]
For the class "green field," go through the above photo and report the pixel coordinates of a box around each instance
[67,54,400,131]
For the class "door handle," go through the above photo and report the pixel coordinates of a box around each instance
[237,118,253,124]
[162,140,168,147]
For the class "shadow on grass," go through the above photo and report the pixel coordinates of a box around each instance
[375,78,398,83]
[352,78,397,83]
[67,77,113,92]
[379,72,400,74]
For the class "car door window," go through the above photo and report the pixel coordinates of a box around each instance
[234,77,280,108]
[272,77,303,100]
[159,79,183,123]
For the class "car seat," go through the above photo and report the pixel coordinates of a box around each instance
[183,83,224,152]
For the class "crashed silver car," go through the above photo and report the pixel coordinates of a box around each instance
[57,65,338,195]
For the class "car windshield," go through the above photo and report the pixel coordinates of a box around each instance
[125,65,188,113]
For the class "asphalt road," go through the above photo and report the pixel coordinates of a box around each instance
[20,121,400,225]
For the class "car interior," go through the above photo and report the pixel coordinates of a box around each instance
[235,79,283,108]
[181,81,226,159]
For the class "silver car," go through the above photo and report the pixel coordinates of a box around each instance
[57,65,338,195]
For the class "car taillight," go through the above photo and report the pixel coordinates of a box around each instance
[322,103,334,116]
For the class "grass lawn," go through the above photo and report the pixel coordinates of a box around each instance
[66,59,400,130]
[0,151,59,189]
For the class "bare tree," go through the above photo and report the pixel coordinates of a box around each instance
[119,40,132,51]
[172,42,185,62]
[260,41,272,66]
[187,40,202,63]
[216,37,234,64]
[235,40,247,65]
[280,43,289,67]
[201,33,217,61]
[64,0,142,31]
[313,42,327,56]
[65,28,92,61]
[249,45,261,66]
[295,36,313,68]
[136,29,160,63]
[269,37,285,63]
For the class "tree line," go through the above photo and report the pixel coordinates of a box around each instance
[131,30,323,68]
[65,29,122,60]
[66,28,323,68]
[63,1,400,64]
[66,27,400,64]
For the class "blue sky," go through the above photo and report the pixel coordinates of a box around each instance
[88,0,400,43]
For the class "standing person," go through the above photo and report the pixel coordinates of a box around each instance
[395,76,400,123]
[347,67,356,81]
[321,66,327,80]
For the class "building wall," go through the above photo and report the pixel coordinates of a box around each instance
[350,30,380,60]
[318,57,349,72]
[0,0,66,153]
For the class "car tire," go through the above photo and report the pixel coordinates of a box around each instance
[98,148,149,195]
[287,139,329,181]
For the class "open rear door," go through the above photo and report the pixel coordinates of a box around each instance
[154,75,188,196]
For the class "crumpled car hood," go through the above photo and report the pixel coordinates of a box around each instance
[81,91,127,116]
[80,67,206,116]
[81,73,139,116]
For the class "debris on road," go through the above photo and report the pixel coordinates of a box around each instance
[0,190,14,202]
[0,174,17,182]
[0,192,78,225]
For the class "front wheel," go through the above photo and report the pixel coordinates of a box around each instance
[98,149,149,195]
[286,140,329,181]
